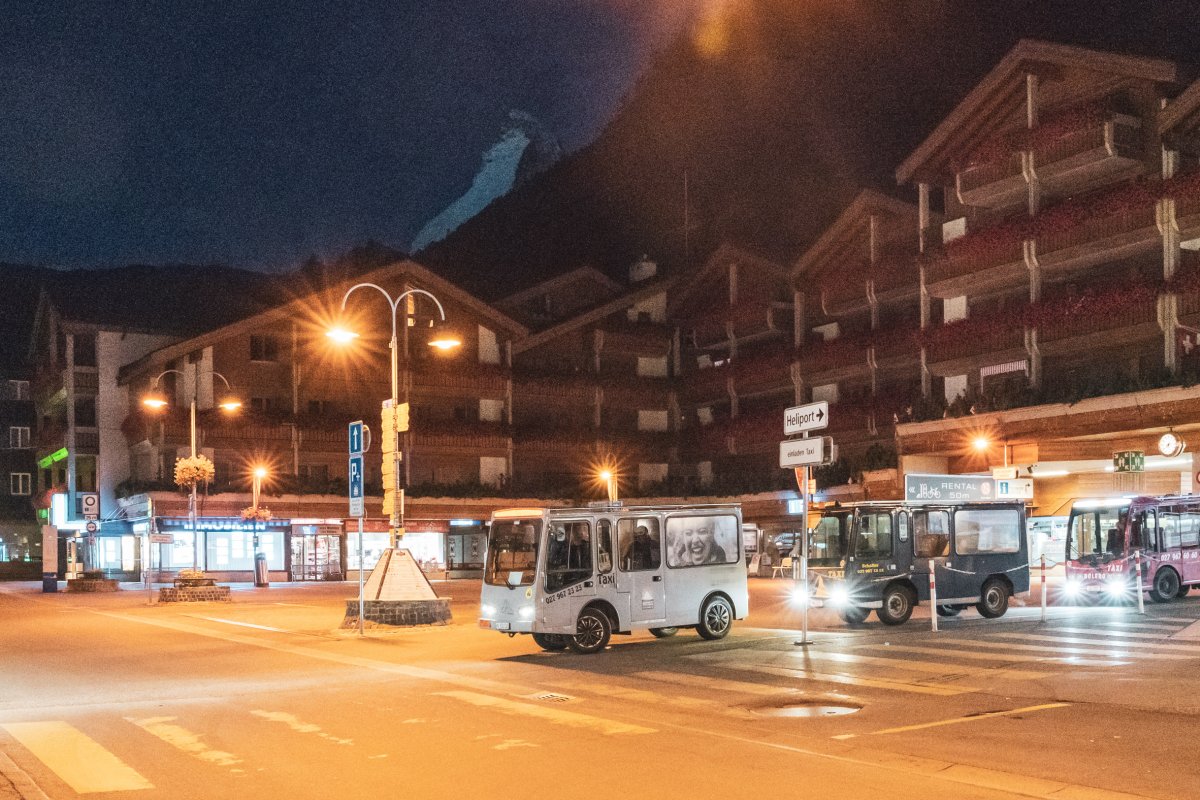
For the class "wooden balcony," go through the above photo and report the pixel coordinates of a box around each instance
[1035,201,1159,276]
[689,301,787,348]
[1036,115,1144,196]
[924,231,1026,299]
[958,151,1025,209]
[512,374,595,404]
[412,365,508,394]
[1037,293,1158,355]
[732,347,794,398]
[798,337,870,382]
[871,330,921,370]
[822,268,869,315]
[600,376,672,408]
[925,319,1026,376]
[413,426,510,452]
[1170,170,1200,241]
[597,324,672,357]
[680,364,732,406]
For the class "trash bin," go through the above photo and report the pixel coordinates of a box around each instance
[254,553,270,587]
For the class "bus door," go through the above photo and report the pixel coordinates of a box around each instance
[540,519,597,632]
[950,505,1028,596]
[911,508,959,601]
[615,516,666,625]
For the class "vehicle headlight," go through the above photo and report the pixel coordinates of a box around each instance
[791,585,810,605]
[518,605,534,619]
[480,603,496,616]
[1062,579,1082,598]
[1103,578,1130,599]
[829,584,850,607]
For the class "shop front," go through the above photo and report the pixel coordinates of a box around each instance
[156,517,289,581]
[289,523,344,581]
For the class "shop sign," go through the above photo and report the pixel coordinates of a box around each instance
[904,474,995,502]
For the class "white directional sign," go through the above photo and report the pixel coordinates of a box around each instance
[784,401,829,435]
[779,437,837,468]
[996,478,1034,500]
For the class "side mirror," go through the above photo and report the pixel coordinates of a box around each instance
[505,571,523,589]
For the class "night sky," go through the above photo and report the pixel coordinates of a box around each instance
[0,1,694,270]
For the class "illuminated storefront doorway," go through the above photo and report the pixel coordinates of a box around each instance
[289,524,343,581]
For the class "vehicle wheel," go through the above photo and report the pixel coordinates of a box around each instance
[1149,569,1181,604]
[531,632,568,651]
[877,585,915,626]
[696,595,734,640]
[977,578,1010,618]
[649,627,679,638]
[568,607,612,654]
[837,606,870,624]
[1178,584,1192,598]
[936,604,962,617]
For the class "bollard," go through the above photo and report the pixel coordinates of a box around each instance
[1039,554,1047,623]
[929,559,938,633]
[795,531,812,647]
[1135,549,1145,615]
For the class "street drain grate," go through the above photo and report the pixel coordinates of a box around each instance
[532,693,574,703]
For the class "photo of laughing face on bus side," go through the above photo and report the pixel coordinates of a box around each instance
[665,515,738,567]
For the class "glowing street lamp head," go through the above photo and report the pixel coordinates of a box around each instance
[972,436,990,453]
[253,466,268,480]
[218,394,243,413]
[142,390,169,410]
[427,322,462,352]
[599,469,613,482]
[326,326,360,345]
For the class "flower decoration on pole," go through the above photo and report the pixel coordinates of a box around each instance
[240,505,273,522]
[174,454,216,490]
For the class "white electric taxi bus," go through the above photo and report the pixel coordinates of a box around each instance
[479,503,749,654]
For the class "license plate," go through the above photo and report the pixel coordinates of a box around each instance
[492,621,511,631]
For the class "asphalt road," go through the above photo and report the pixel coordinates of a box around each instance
[1,578,1197,800]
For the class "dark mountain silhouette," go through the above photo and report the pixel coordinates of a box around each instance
[420,0,1200,300]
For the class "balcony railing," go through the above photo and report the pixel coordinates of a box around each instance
[925,318,1025,364]
[1035,115,1142,181]
[927,232,1025,287]
[732,346,794,394]
[872,330,920,363]
[512,375,595,403]
[597,326,672,356]
[681,364,732,404]
[958,151,1024,198]
[412,365,508,393]
[798,337,869,376]
[1035,203,1158,262]
[1037,292,1158,344]
[74,430,100,454]
[600,377,672,407]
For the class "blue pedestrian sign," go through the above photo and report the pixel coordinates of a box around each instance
[348,455,365,518]
[349,421,364,456]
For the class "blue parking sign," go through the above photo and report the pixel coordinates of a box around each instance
[348,455,364,517]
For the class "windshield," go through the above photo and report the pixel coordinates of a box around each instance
[809,514,850,565]
[484,519,541,586]
[1066,504,1129,562]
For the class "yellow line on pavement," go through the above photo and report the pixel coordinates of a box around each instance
[2,721,153,794]
[434,691,656,736]
[864,702,1069,736]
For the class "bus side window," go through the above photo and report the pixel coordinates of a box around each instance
[618,518,661,571]
[897,513,909,543]
[545,522,592,592]
[1134,509,1157,551]
[1183,507,1200,549]
[597,520,613,574]
[913,511,950,558]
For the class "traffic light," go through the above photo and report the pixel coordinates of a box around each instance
[380,402,409,522]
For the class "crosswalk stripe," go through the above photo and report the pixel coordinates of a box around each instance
[714,660,976,695]
[1098,621,1187,631]
[127,717,244,770]
[434,690,656,735]
[868,644,1129,667]
[545,678,750,718]
[631,670,798,697]
[791,650,1047,681]
[2,721,153,794]
[1051,626,1188,641]
[988,632,1200,656]
[939,636,1194,660]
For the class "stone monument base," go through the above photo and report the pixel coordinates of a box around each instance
[158,585,232,602]
[341,598,451,628]
[66,577,120,593]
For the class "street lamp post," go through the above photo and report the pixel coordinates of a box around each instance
[327,284,460,546]
[142,368,242,570]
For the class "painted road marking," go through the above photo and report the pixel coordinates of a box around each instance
[193,616,289,633]
[1097,620,1187,631]
[868,644,1129,667]
[987,632,1200,656]
[1052,626,1196,642]
[250,711,353,745]
[433,691,655,736]
[126,716,244,771]
[544,677,754,719]
[936,636,1193,661]
[717,660,975,695]
[632,670,801,697]
[790,650,1047,681]
[835,702,1070,739]
[2,721,154,794]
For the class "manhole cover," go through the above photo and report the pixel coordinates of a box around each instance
[754,702,860,718]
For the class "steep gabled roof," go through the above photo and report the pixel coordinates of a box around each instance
[666,243,788,317]
[512,276,677,355]
[1161,78,1200,138]
[896,39,1180,185]
[118,259,528,385]
[497,266,622,309]
[791,190,918,280]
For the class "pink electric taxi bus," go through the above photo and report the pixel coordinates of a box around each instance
[1064,495,1200,603]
